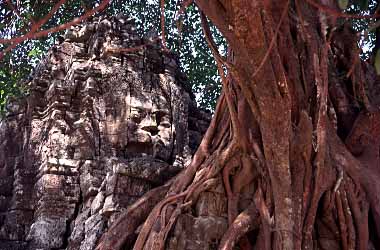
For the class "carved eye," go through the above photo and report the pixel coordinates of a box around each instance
[130,107,144,122]
[151,112,157,122]
[154,111,163,124]
[154,110,170,127]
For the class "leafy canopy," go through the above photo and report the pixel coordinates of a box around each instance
[0,0,379,116]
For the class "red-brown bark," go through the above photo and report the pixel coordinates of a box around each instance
[96,0,380,249]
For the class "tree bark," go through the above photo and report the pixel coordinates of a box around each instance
[96,0,380,249]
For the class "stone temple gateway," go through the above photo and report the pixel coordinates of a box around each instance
[0,14,210,250]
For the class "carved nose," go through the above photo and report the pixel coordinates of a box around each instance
[140,116,158,134]
[141,124,158,134]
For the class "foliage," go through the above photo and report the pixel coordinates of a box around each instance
[346,0,379,59]
[108,0,226,110]
[0,0,89,116]
[0,0,225,117]
[1,0,380,116]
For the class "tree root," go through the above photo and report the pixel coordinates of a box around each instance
[132,141,238,250]
[95,182,172,250]
[219,201,259,250]
[347,181,369,250]
[336,191,349,250]
[254,186,272,250]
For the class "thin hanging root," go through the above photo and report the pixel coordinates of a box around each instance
[295,0,307,40]
[174,0,194,48]
[133,191,188,250]
[225,155,257,224]
[216,60,241,140]
[178,143,222,196]
[211,115,231,152]
[200,12,225,63]
[341,190,356,250]
[346,49,359,78]
[225,184,237,226]
[303,49,329,246]
[164,168,212,227]
[200,15,261,121]
[347,182,369,250]
[228,196,239,226]
[254,186,272,250]
[170,141,208,194]
[176,0,193,18]
[326,163,344,211]
[336,191,349,250]
[160,203,171,233]
[251,0,290,80]
[171,93,226,194]
[188,148,235,201]
[201,92,226,152]
[206,139,239,179]
[140,147,235,250]
[333,164,344,193]
[133,98,238,250]
[200,11,243,141]
[156,201,192,250]
[134,152,225,250]
[302,152,312,212]
[95,182,171,250]
[219,201,259,250]
[185,177,219,203]
[252,140,265,164]
[222,160,238,223]
[232,155,257,194]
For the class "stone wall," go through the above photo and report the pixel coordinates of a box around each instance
[0,14,210,250]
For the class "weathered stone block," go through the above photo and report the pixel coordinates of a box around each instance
[27,216,67,249]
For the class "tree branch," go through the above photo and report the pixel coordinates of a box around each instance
[305,0,380,19]
[0,0,110,60]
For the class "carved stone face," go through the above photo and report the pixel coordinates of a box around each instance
[104,89,174,162]
[124,94,172,160]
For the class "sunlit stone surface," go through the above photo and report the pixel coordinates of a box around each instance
[0,14,210,250]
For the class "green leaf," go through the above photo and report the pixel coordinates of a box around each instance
[359,0,369,10]
[27,48,41,57]
[375,49,380,75]
[338,0,349,10]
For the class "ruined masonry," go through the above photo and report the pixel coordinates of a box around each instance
[0,14,210,250]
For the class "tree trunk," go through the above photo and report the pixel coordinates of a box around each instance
[97,1,380,249]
